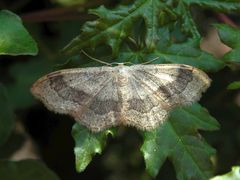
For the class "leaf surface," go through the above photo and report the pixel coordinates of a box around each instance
[141,103,219,179]
[154,39,224,72]
[72,123,115,172]
[215,24,240,63]
[227,81,240,90]
[184,0,240,12]
[116,37,224,72]
[0,10,38,56]
[62,0,186,56]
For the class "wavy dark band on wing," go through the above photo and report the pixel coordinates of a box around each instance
[49,75,121,115]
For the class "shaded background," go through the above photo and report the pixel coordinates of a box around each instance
[0,0,240,179]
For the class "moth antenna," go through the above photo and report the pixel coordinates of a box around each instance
[123,61,134,65]
[141,57,159,65]
[81,50,112,66]
[110,61,134,66]
[128,37,137,45]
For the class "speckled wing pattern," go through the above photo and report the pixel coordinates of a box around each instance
[31,64,211,132]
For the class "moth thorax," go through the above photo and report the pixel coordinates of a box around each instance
[117,68,128,87]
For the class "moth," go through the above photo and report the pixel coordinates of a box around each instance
[31,64,210,132]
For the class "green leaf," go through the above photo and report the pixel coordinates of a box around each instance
[0,160,60,180]
[116,38,224,72]
[0,10,38,56]
[141,103,219,179]
[62,0,240,58]
[215,24,240,49]
[184,0,240,12]
[154,39,224,72]
[0,84,15,146]
[62,0,191,56]
[215,24,240,63]
[175,1,200,39]
[72,123,115,172]
[227,81,240,90]
[210,166,240,180]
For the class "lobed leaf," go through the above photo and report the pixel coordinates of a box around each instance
[0,10,38,56]
[215,24,240,49]
[141,103,219,179]
[62,0,198,57]
[215,24,240,63]
[72,123,115,172]
[116,38,224,72]
[184,0,240,12]
[63,2,224,72]
[0,160,60,180]
[0,84,15,146]
[174,2,200,39]
[154,39,224,72]
[62,0,240,59]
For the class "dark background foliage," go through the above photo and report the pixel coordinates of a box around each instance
[0,0,240,180]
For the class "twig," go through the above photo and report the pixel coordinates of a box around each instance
[216,13,238,28]
[20,0,109,23]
